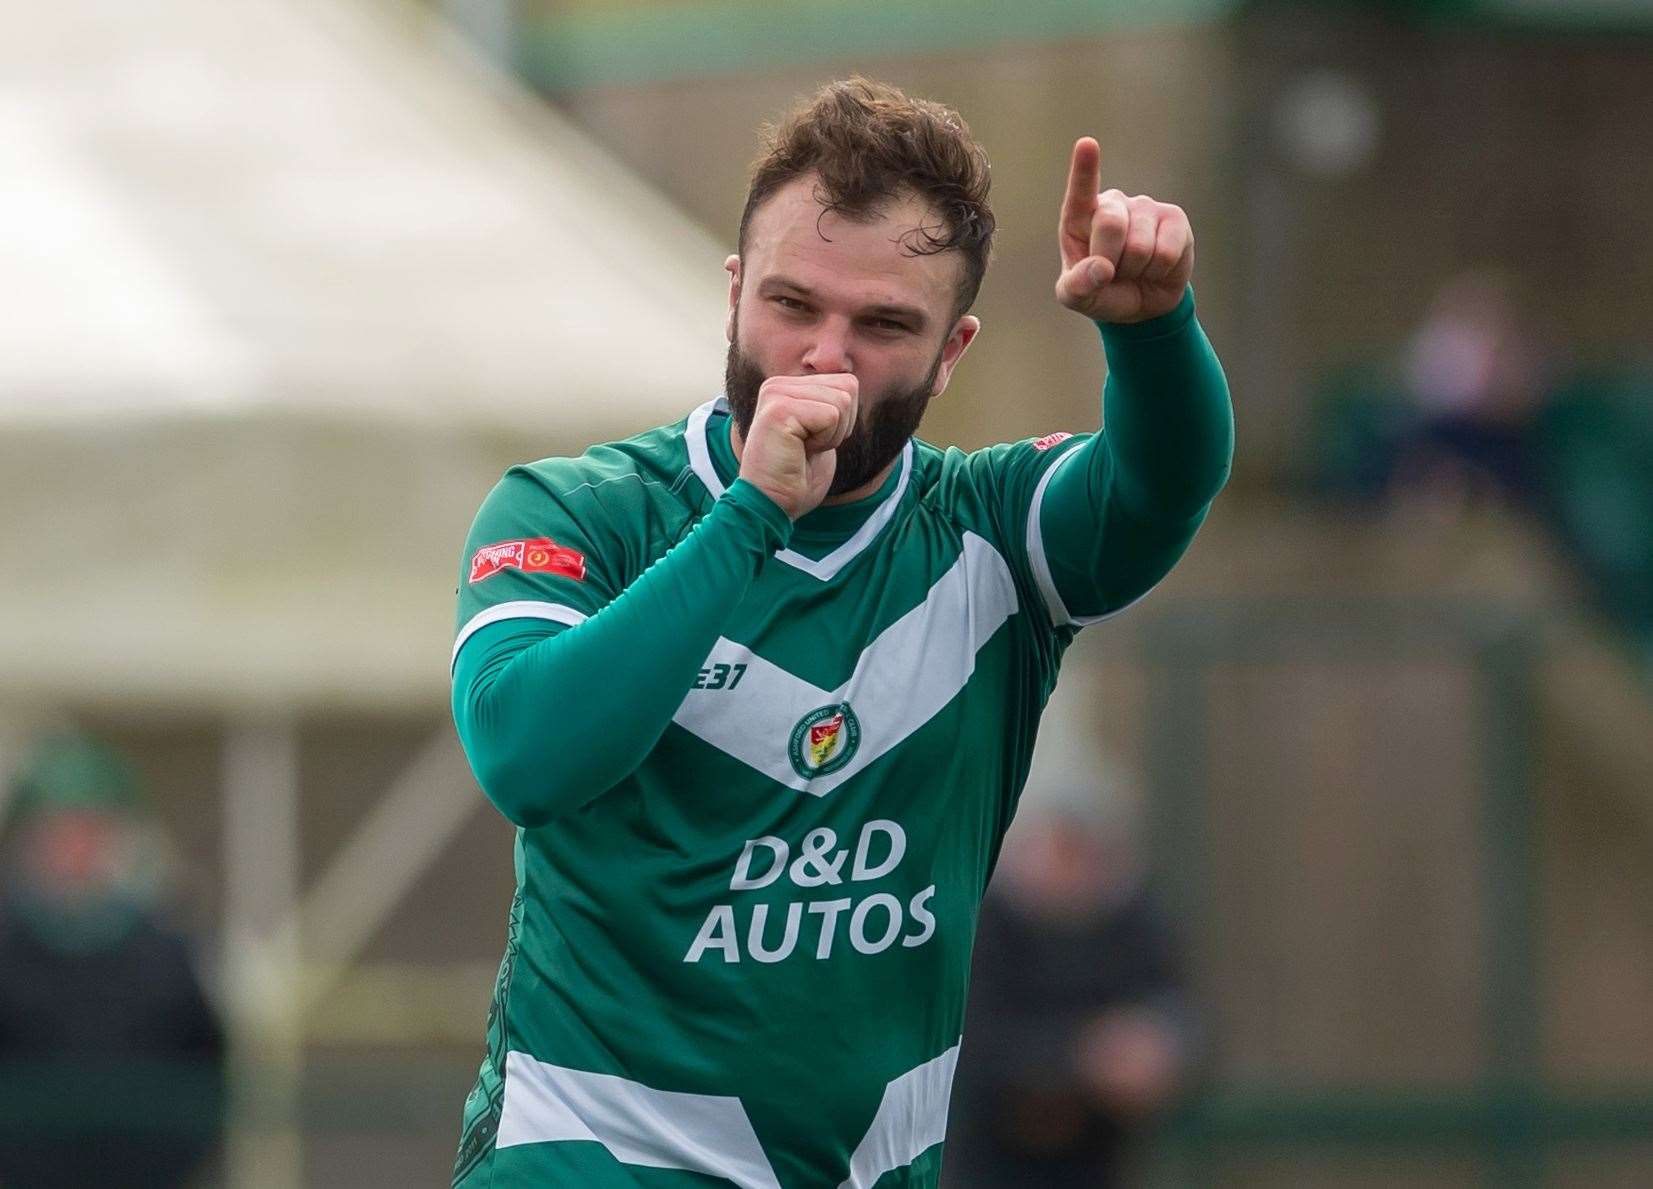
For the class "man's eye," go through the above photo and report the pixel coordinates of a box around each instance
[773,296,806,311]
[870,319,907,333]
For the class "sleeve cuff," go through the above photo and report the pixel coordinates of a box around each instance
[1095,284,1197,345]
[723,477,795,548]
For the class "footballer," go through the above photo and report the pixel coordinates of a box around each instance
[448,77,1233,1187]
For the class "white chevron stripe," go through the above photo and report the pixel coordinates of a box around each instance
[1025,438,1161,629]
[838,1043,961,1189]
[671,532,1018,796]
[451,601,588,670]
[1024,438,1089,628]
[496,1051,782,1189]
[671,645,834,788]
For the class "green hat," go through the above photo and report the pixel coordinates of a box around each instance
[7,732,142,823]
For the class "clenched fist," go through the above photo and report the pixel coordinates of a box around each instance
[737,374,858,520]
[1054,137,1194,325]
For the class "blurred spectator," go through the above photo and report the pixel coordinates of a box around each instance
[1311,268,1554,515]
[0,732,226,1188]
[1309,269,1653,662]
[945,770,1197,1187]
[1388,269,1552,511]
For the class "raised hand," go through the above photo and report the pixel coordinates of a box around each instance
[1054,137,1194,324]
[737,373,858,520]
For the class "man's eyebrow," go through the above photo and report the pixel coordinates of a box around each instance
[758,276,929,328]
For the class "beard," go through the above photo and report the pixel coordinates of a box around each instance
[724,335,943,498]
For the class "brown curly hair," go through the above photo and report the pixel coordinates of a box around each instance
[738,77,995,321]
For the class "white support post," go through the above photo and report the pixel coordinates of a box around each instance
[222,718,303,1189]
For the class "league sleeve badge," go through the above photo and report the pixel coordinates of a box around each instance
[469,537,587,584]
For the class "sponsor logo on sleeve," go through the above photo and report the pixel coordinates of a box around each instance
[1032,431,1074,452]
[468,538,587,584]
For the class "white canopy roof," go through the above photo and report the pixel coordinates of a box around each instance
[0,0,729,430]
[0,0,733,710]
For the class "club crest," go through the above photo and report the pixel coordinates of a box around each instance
[788,703,861,780]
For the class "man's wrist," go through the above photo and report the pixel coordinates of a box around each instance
[723,477,795,549]
[1095,285,1197,344]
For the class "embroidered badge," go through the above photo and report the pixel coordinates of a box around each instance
[469,538,587,584]
[788,703,862,780]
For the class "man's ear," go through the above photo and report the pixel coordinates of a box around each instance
[929,315,981,398]
[724,255,741,343]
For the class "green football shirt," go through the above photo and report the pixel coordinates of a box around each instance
[449,295,1231,1188]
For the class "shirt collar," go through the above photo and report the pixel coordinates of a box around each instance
[685,397,913,581]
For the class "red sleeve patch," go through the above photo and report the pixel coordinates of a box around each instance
[1032,431,1074,452]
[469,538,587,584]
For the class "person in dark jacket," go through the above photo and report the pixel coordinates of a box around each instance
[0,732,226,1188]
[945,680,1197,1188]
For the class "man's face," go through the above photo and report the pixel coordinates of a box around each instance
[12,809,137,905]
[725,176,979,497]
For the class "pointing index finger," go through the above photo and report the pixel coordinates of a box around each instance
[1060,137,1102,264]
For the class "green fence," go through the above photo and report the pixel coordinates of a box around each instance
[1130,599,1653,1186]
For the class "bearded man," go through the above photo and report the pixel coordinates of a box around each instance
[448,76,1232,1188]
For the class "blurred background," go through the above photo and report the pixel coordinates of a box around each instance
[2,0,1650,1185]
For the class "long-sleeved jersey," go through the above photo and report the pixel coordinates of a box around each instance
[448,289,1232,1188]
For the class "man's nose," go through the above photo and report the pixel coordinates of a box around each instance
[801,321,852,375]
